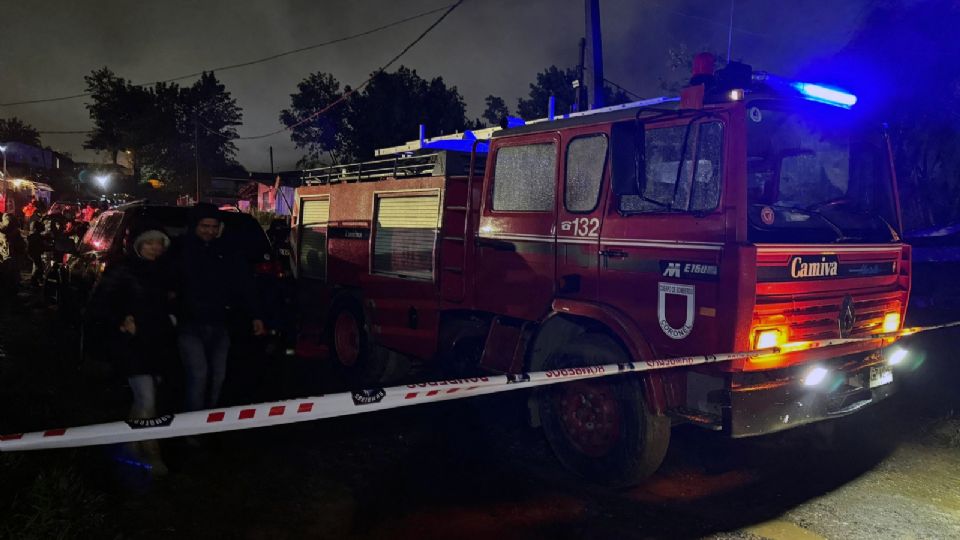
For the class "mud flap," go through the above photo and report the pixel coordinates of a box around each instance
[479,316,533,374]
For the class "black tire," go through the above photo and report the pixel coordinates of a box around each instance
[327,299,384,386]
[537,333,670,487]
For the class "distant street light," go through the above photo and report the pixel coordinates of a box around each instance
[95,174,112,190]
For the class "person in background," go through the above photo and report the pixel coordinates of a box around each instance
[26,220,48,288]
[169,204,265,414]
[88,226,174,475]
[0,213,26,294]
[0,214,15,302]
[22,198,37,226]
[81,202,97,223]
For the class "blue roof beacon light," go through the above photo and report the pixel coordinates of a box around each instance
[790,82,858,109]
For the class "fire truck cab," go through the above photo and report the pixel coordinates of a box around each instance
[291,56,910,485]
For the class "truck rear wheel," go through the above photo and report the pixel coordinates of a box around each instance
[537,333,670,487]
[328,300,385,386]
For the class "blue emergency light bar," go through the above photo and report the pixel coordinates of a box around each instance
[790,82,858,109]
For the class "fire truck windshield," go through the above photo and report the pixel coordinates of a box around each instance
[745,101,899,244]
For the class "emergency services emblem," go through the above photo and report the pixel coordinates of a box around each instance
[125,414,175,430]
[658,282,696,340]
[351,388,386,406]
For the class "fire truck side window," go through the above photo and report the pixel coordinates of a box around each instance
[618,121,723,214]
[564,134,608,213]
[298,198,329,280]
[492,143,557,212]
[689,122,723,212]
[372,192,440,281]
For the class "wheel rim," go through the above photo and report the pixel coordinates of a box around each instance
[333,312,360,367]
[555,380,623,457]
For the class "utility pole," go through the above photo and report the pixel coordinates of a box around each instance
[727,0,735,63]
[574,37,586,113]
[194,112,200,203]
[585,0,605,110]
[269,146,274,175]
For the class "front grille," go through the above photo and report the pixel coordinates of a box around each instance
[755,290,902,341]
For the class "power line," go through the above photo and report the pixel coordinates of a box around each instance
[602,77,642,100]
[36,1,465,140]
[37,130,92,135]
[0,3,455,108]
[646,0,770,39]
[206,0,465,141]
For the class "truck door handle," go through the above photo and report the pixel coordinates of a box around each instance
[599,249,629,259]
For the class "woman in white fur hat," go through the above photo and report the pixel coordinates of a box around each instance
[89,226,175,475]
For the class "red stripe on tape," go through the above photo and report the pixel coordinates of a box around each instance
[0,433,24,441]
[269,406,285,416]
[207,412,225,423]
[405,392,418,399]
[466,386,478,391]
[427,390,440,397]
[239,409,256,420]
[297,403,313,413]
[447,388,459,394]
[43,429,66,437]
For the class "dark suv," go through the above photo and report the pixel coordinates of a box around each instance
[58,203,287,341]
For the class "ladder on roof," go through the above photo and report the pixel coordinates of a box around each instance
[301,151,484,185]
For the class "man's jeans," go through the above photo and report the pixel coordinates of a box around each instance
[179,323,230,411]
[128,374,157,419]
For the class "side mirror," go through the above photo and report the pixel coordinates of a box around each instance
[611,120,646,196]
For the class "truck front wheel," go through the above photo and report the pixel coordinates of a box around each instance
[537,333,670,487]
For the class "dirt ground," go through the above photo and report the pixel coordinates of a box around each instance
[1,292,959,540]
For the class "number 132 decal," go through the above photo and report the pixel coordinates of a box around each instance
[560,217,600,237]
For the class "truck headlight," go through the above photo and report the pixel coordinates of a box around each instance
[803,366,830,386]
[887,347,908,366]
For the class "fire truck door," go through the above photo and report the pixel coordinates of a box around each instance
[598,120,726,357]
[556,132,609,301]
[475,135,559,320]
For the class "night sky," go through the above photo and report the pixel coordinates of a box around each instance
[1,0,875,172]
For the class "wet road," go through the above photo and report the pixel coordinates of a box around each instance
[1,295,959,539]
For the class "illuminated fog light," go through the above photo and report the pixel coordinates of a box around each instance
[882,312,901,334]
[728,88,744,101]
[887,348,908,366]
[803,366,830,387]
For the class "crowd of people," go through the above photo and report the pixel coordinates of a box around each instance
[0,199,102,301]
[3,202,267,476]
[87,204,265,474]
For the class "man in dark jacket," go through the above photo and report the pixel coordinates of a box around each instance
[170,204,265,412]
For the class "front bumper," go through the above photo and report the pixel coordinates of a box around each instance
[726,349,895,438]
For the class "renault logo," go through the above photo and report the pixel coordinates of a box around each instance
[839,295,856,338]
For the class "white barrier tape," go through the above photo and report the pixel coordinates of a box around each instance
[0,349,767,452]
[2,320,957,452]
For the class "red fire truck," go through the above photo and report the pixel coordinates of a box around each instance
[290,56,910,485]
